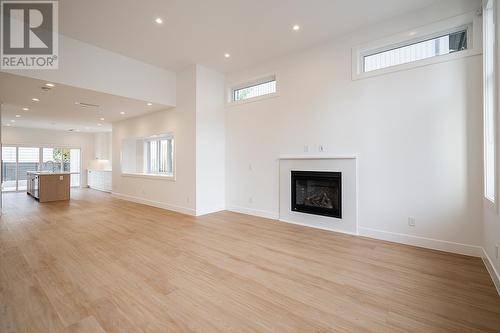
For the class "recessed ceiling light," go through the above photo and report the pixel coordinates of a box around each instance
[22,107,29,111]
[155,17,163,24]
[292,24,300,31]
[100,117,105,121]
[97,123,102,126]
[147,102,153,106]
[85,127,90,130]
[10,120,15,123]
[6,124,11,127]
[120,111,126,115]
[224,53,231,58]
[32,98,39,102]
[45,83,55,87]
[15,114,21,118]
[75,129,80,132]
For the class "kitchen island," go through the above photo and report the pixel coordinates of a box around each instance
[27,171,71,202]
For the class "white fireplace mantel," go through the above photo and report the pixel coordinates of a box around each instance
[278,156,358,235]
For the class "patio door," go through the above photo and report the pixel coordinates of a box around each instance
[1,146,82,192]
[17,147,40,191]
[1,146,16,192]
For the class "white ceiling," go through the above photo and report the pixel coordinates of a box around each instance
[59,0,443,73]
[1,0,444,132]
[0,73,169,132]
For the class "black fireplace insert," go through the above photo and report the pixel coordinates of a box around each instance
[291,171,341,218]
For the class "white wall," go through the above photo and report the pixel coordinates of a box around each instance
[195,65,226,215]
[1,126,94,186]
[225,0,484,249]
[1,34,176,107]
[112,65,226,216]
[112,66,197,215]
[482,0,500,292]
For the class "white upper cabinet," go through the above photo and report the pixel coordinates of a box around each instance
[94,132,112,160]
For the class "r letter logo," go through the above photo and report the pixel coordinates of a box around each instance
[1,0,59,69]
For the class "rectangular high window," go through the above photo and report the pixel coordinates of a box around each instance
[232,76,276,102]
[363,28,468,73]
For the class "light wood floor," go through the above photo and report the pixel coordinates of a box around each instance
[1,189,499,333]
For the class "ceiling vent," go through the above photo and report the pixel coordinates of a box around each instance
[75,102,100,108]
[41,86,52,92]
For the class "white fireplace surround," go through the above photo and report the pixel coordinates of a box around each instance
[279,155,358,235]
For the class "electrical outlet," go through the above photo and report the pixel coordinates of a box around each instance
[248,163,253,171]
[318,145,325,152]
[186,196,190,204]
[408,217,416,227]
[248,197,253,204]
[304,145,309,153]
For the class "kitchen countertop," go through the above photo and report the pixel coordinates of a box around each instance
[26,171,71,175]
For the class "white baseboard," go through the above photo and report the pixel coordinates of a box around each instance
[226,205,279,220]
[482,248,500,296]
[88,185,111,193]
[358,227,483,257]
[196,206,226,216]
[278,218,359,236]
[111,192,196,216]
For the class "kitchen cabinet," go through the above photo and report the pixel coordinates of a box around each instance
[27,172,70,202]
[88,170,112,192]
[94,132,112,160]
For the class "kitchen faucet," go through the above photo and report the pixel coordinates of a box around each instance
[42,160,56,172]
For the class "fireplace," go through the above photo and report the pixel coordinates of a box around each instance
[291,171,342,219]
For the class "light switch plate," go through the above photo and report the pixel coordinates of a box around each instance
[59,176,64,180]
